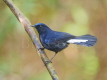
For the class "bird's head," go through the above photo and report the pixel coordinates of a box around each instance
[31,23,51,34]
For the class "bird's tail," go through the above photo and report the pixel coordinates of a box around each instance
[67,34,97,47]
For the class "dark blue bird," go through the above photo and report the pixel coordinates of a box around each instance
[31,23,97,60]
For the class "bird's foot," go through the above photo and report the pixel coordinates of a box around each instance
[44,60,52,65]
[38,48,44,50]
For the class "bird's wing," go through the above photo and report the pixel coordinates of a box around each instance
[45,31,76,45]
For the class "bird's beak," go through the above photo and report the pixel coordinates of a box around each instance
[31,25,35,27]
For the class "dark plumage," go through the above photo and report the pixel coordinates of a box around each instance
[31,23,97,60]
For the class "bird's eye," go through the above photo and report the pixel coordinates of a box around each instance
[40,25,42,28]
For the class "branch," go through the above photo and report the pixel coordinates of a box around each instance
[3,0,59,80]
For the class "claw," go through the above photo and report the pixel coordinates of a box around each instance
[44,60,52,66]
[38,48,44,50]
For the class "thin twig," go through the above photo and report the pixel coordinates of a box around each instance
[3,0,59,80]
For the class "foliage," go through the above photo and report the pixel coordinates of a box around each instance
[1,0,106,80]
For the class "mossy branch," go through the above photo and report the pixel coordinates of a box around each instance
[3,0,59,80]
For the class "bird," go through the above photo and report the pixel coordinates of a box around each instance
[31,23,97,61]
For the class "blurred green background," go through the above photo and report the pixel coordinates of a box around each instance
[0,0,107,80]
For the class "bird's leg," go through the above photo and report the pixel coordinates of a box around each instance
[44,53,57,65]
[50,52,57,61]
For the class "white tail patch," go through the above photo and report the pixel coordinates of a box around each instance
[67,39,88,43]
